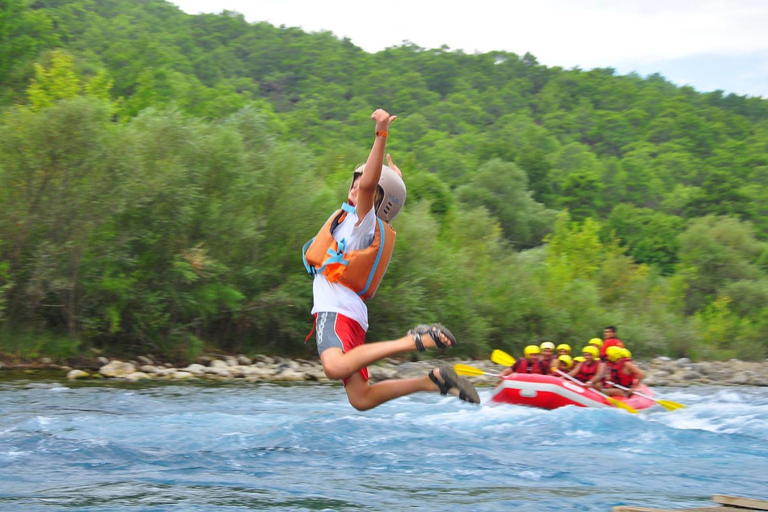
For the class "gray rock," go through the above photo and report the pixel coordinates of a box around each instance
[254,354,275,365]
[210,359,229,369]
[674,358,692,368]
[237,355,252,366]
[304,369,330,382]
[729,372,751,385]
[96,356,110,366]
[184,364,207,376]
[242,366,276,378]
[224,356,239,367]
[368,366,399,381]
[273,369,306,381]
[228,366,246,378]
[99,360,137,378]
[205,367,232,378]
[136,356,154,365]
[691,363,711,375]
[681,371,704,381]
[139,365,160,374]
[170,371,195,380]
[125,372,151,381]
[67,369,90,380]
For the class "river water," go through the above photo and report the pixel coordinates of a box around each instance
[0,374,766,511]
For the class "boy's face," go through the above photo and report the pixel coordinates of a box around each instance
[348,176,361,207]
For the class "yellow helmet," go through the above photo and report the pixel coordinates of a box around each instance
[540,341,555,351]
[582,346,599,358]
[622,348,632,359]
[557,355,573,370]
[524,345,542,357]
[588,338,604,348]
[573,356,586,363]
[606,346,624,362]
[556,343,572,354]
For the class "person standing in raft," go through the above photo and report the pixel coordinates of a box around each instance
[302,108,480,410]
[600,325,625,360]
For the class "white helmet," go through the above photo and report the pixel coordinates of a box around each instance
[352,165,406,222]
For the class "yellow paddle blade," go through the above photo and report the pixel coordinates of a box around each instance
[490,349,516,367]
[453,364,488,377]
[657,399,686,411]
[606,397,638,414]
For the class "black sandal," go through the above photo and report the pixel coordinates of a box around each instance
[408,323,456,352]
[428,364,480,404]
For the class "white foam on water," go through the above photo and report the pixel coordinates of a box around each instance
[518,470,545,481]
[0,450,28,460]
[565,429,595,439]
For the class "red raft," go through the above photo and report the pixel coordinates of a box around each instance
[491,373,657,411]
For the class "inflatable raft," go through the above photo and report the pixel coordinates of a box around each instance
[490,373,657,410]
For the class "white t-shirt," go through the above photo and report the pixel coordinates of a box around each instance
[311,207,377,331]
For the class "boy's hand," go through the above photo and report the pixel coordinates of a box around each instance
[371,108,396,132]
[386,154,402,177]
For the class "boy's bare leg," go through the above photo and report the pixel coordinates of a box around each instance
[343,372,439,411]
[320,332,451,381]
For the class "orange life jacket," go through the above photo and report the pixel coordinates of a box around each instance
[302,204,396,300]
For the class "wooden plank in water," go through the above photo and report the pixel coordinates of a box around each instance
[713,495,768,511]
[613,507,730,512]
[613,495,768,512]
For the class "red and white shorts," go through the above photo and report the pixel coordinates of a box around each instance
[313,312,369,383]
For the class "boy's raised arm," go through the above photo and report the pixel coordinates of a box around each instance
[356,109,396,221]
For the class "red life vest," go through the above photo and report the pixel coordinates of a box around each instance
[574,360,600,382]
[601,337,624,358]
[512,358,547,375]
[303,204,396,301]
[608,359,635,388]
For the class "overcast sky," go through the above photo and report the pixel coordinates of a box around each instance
[170,0,768,98]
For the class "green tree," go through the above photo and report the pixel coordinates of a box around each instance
[0,0,56,104]
[675,216,768,314]
[456,159,556,248]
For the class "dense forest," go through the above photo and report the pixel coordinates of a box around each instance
[1,0,768,362]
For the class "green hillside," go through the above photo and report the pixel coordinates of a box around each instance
[1,0,768,361]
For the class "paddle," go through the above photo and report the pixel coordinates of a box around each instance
[605,381,686,411]
[554,370,638,414]
[490,349,515,367]
[453,363,500,377]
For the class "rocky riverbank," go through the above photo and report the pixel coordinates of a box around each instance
[3,354,768,387]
